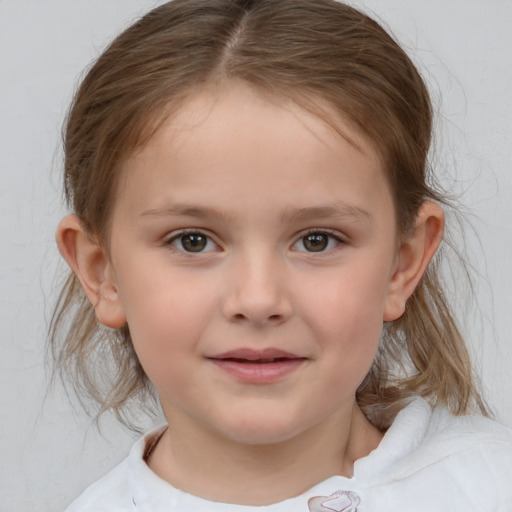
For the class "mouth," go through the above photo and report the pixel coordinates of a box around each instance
[208,348,307,382]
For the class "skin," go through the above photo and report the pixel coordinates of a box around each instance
[57,82,444,505]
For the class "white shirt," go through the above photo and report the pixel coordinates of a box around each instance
[64,398,512,512]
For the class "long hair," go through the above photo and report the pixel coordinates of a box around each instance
[50,0,486,430]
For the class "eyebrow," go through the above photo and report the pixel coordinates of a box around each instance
[140,201,371,224]
[140,204,233,221]
[280,203,371,224]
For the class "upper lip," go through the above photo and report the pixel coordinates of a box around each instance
[208,348,305,362]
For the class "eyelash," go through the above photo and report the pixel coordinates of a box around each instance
[291,229,345,254]
[165,230,220,254]
[165,228,345,254]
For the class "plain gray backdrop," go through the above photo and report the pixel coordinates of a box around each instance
[1,1,511,511]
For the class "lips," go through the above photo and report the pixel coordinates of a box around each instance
[208,348,307,383]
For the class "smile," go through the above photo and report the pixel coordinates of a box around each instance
[208,348,308,383]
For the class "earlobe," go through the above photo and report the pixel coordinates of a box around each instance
[56,215,127,328]
[383,201,444,321]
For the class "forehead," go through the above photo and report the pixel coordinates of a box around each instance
[145,83,374,160]
[115,82,392,223]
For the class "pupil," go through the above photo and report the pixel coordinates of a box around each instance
[304,233,328,252]
[182,234,207,252]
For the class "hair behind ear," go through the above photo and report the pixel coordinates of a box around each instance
[358,244,489,431]
[48,269,154,430]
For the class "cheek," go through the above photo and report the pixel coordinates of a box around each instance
[116,267,220,371]
[297,265,390,334]
[293,263,390,385]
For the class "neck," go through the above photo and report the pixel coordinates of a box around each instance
[147,402,383,506]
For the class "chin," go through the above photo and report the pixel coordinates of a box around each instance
[214,414,312,446]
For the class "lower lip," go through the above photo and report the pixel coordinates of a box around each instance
[209,358,306,383]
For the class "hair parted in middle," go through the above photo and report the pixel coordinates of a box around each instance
[50,0,486,430]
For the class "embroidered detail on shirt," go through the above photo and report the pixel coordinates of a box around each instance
[308,490,360,512]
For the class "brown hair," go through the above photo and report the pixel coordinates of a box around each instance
[50,0,486,430]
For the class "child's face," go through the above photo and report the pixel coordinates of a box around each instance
[106,83,402,444]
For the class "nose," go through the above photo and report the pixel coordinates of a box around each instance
[221,251,293,327]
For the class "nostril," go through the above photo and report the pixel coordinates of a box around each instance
[230,312,283,323]
[223,289,292,325]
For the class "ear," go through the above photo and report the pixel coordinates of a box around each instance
[56,215,127,328]
[383,201,444,321]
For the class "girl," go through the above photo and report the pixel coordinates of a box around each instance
[51,0,512,510]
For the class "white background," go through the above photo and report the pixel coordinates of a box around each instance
[1,1,511,511]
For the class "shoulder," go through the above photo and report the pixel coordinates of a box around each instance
[427,406,512,509]
[63,426,167,512]
[386,397,512,457]
[63,457,133,512]
[383,399,512,509]
[424,403,512,464]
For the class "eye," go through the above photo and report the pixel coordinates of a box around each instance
[168,232,218,253]
[292,230,342,253]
